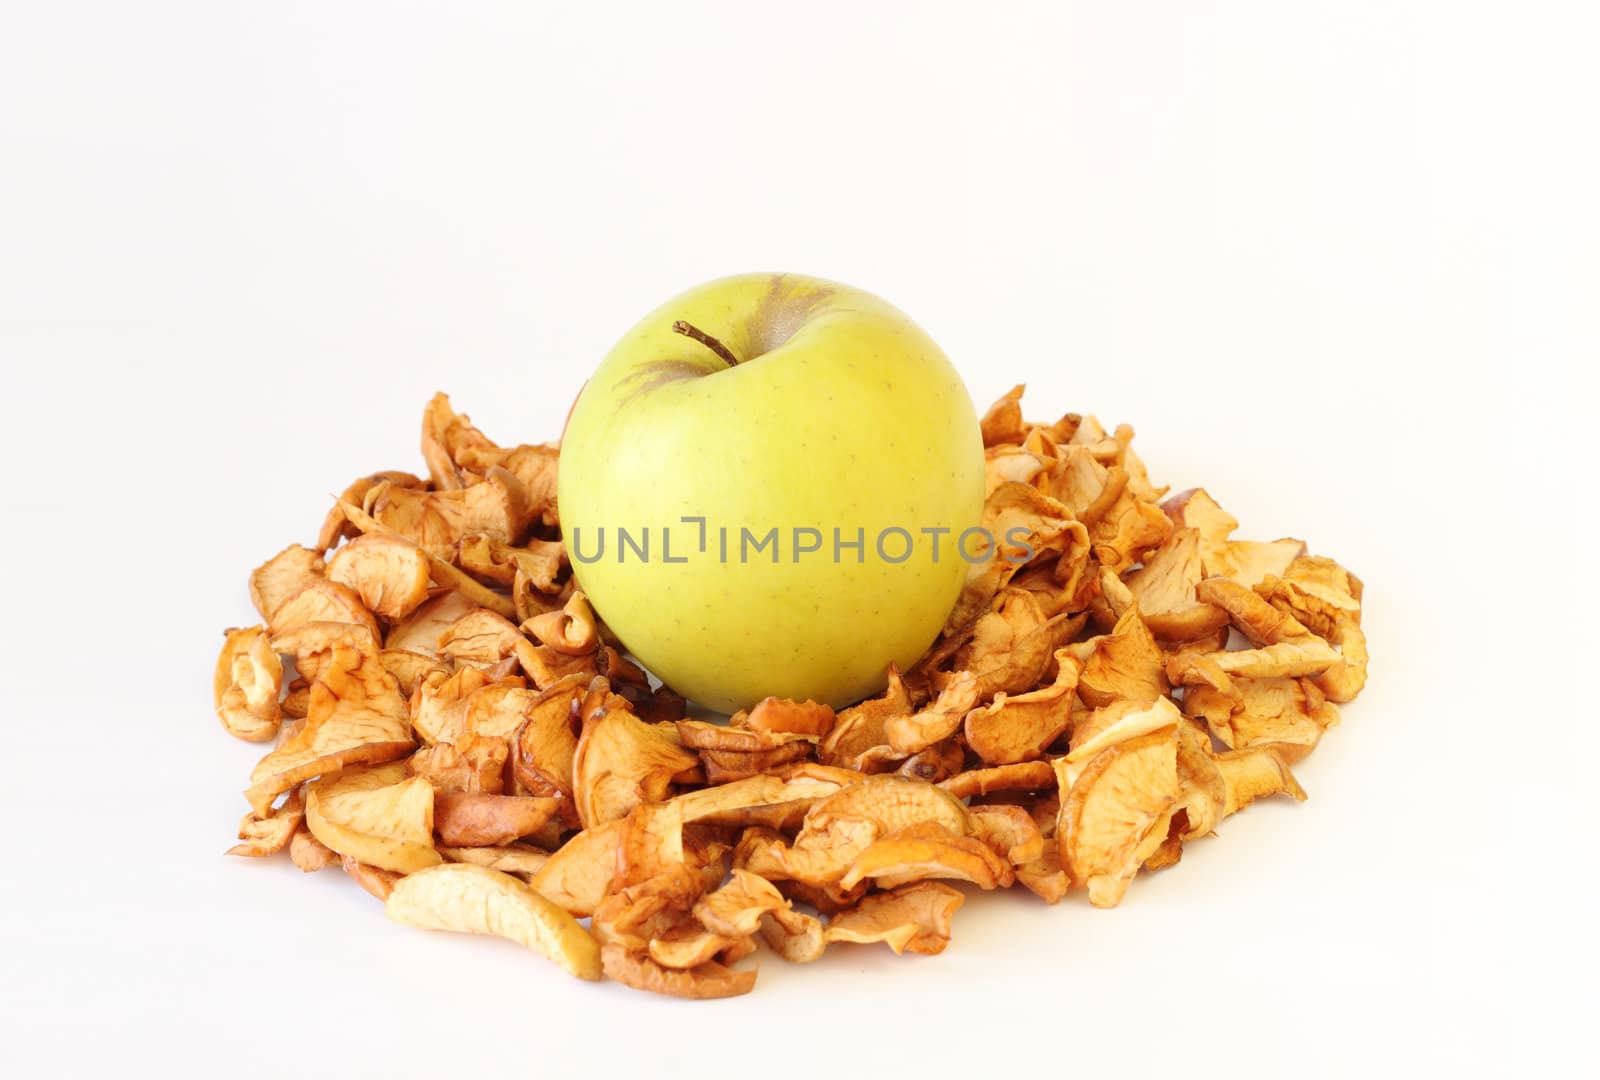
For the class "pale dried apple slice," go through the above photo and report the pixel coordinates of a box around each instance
[305,761,441,874]
[410,666,496,744]
[288,825,338,872]
[267,580,381,645]
[885,670,981,755]
[1067,694,1183,765]
[799,773,971,841]
[745,696,836,737]
[214,626,283,742]
[245,644,414,815]
[1168,637,1341,685]
[940,760,1058,799]
[819,664,914,770]
[527,818,624,916]
[1216,743,1308,816]
[571,708,698,828]
[964,651,1081,764]
[1056,726,1180,908]
[839,823,1012,891]
[326,533,433,620]
[1185,676,1340,762]
[226,789,305,857]
[385,591,478,655]
[600,943,756,999]
[759,906,826,963]
[693,869,790,937]
[952,589,1067,699]
[825,881,966,955]
[437,843,551,878]
[1077,607,1168,707]
[249,544,326,623]
[386,862,601,980]
[1124,528,1229,642]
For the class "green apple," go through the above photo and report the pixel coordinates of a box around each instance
[558,272,984,713]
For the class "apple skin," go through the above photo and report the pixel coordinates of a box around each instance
[558,272,984,713]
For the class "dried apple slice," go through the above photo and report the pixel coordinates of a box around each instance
[1077,608,1167,707]
[226,789,305,857]
[527,818,624,916]
[839,823,1012,890]
[419,392,497,491]
[571,708,698,828]
[386,863,601,980]
[326,533,433,620]
[249,544,326,623]
[1124,528,1229,642]
[692,869,789,937]
[524,591,598,655]
[1056,726,1180,907]
[305,761,441,874]
[434,792,560,847]
[317,470,425,552]
[1185,676,1340,762]
[1167,637,1341,685]
[746,696,835,738]
[969,803,1046,865]
[952,589,1067,699]
[825,881,966,955]
[289,825,338,872]
[1216,743,1307,816]
[437,843,551,878]
[940,760,1058,799]
[267,580,381,645]
[820,664,914,770]
[759,906,826,963]
[885,671,981,755]
[600,943,756,999]
[384,591,478,655]
[214,626,283,742]
[964,651,1081,764]
[245,644,414,815]
[945,483,1080,631]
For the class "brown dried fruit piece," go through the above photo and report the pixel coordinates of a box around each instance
[434,792,560,847]
[249,544,326,623]
[825,881,965,955]
[1078,608,1168,708]
[305,761,441,874]
[1055,725,1180,908]
[214,626,283,742]
[572,709,698,828]
[1185,676,1340,762]
[245,644,414,816]
[601,943,756,1000]
[964,651,1081,765]
[326,533,433,621]
[227,789,306,858]
[1123,528,1229,642]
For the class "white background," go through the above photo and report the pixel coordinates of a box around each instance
[2,2,1593,1076]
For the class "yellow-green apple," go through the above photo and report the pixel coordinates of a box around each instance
[558,273,983,713]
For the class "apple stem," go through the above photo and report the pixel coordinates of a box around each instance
[672,320,739,367]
